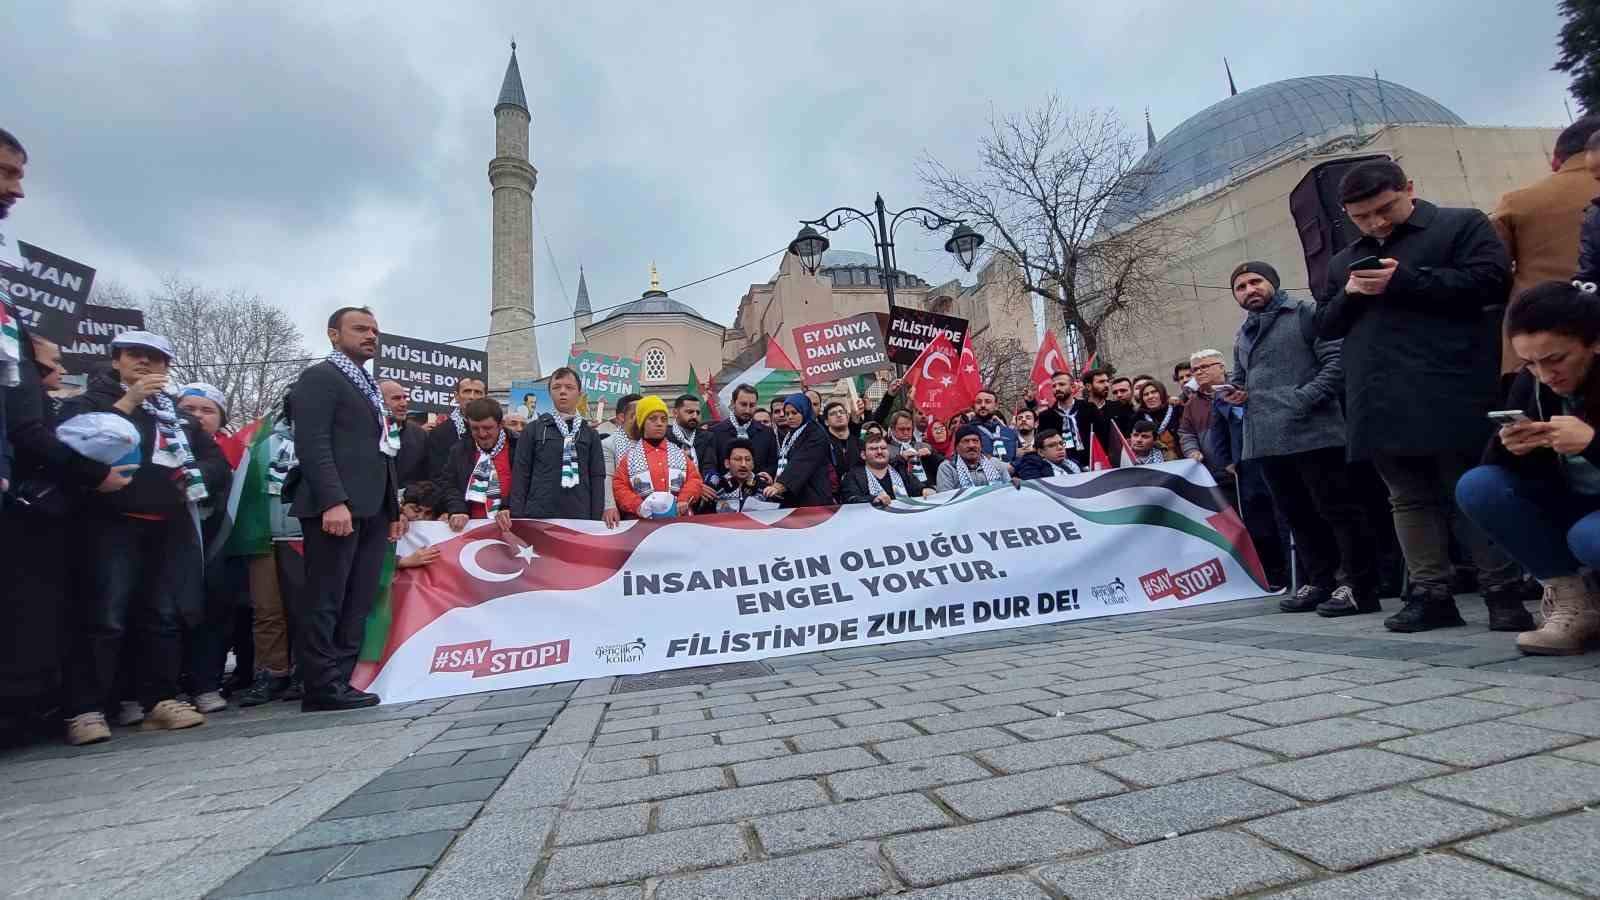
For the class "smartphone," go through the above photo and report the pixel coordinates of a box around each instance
[1487,410,1531,427]
[1349,256,1386,271]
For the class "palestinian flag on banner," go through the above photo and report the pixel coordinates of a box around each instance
[214,416,272,560]
[359,548,399,665]
[714,337,801,411]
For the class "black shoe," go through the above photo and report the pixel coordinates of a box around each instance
[1317,585,1382,618]
[281,673,304,702]
[236,671,290,708]
[301,686,380,712]
[1280,584,1331,613]
[1384,589,1467,633]
[1484,586,1537,632]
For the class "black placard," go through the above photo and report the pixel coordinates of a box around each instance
[0,241,98,345]
[61,305,145,375]
[376,332,489,416]
[885,307,968,366]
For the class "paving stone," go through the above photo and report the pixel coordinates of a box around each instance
[1126,676,1252,698]
[1107,712,1263,749]
[1022,690,1152,716]
[413,808,558,900]
[592,729,652,747]
[826,756,991,801]
[874,727,1019,762]
[1225,662,1347,683]
[752,792,951,853]
[357,758,518,794]
[892,875,1052,900]
[228,868,428,899]
[910,705,1041,734]
[875,685,981,706]
[1341,676,1479,704]
[585,735,714,763]
[1458,809,1600,895]
[419,730,543,755]
[789,721,922,751]
[1091,740,1275,787]
[580,758,653,784]
[657,780,831,830]
[1379,720,1584,766]
[1269,854,1572,899]
[1002,708,1146,740]
[386,751,465,773]
[1225,679,1344,701]
[1227,693,1381,725]
[762,698,877,722]
[330,829,455,878]
[1414,755,1600,817]
[570,768,726,809]
[1555,739,1600,764]
[933,764,1123,819]
[1355,696,1519,730]
[1503,698,1600,736]
[656,713,769,738]
[1036,830,1310,900]
[440,724,496,739]
[1242,788,1507,871]
[540,823,750,892]
[484,745,585,813]
[1119,691,1256,721]
[1462,686,1582,708]
[1072,775,1297,843]
[413,777,500,808]
[974,734,1133,773]
[834,701,954,726]
[881,810,1108,887]
[653,846,891,900]
[275,802,482,852]
[555,804,652,845]
[945,688,1059,710]
[599,710,709,733]
[732,747,880,784]
[655,740,790,772]
[214,846,351,895]
[716,718,842,744]
[1238,748,1450,801]
[1230,717,1410,758]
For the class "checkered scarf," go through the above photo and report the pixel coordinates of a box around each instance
[865,466,908,502]
[953,455,1004,489]
[464,429,507,512]
[140,389,208,501]
[327,351,397,457]
[625,438,688,495]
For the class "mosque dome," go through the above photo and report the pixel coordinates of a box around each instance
[605,263,705,318]
[1102,75,1465,228]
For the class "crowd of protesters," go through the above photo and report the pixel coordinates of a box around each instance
[7,112,1600,750]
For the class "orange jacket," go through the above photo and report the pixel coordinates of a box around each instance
[611,438,703,517]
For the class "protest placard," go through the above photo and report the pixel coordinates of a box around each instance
[376,333,488,416]
[62,304,145,374]
[885,306,967,366]
[566,348,640,405]
[0,241,98,345]
[791,313,889,386]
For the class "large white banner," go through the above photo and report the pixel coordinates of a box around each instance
[354,462,1270,703]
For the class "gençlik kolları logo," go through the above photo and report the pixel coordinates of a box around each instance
[430,638,570,678]
[1139,558,1226,602]
[595,637,647,665]
[1091,577,1130,606]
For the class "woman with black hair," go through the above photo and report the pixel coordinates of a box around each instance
[1134,381,1180,461]
[1458,280,1600,655]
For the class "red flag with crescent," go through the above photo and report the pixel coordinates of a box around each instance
[904,333,972,424]
[1031,330,1067,407]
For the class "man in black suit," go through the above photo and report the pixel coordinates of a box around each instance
[424,376,487,479]
[707,383,777,485]
[379,379,428,487]
[289,307,402,712]
[668,393,718,505]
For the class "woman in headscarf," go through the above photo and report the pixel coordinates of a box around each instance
[1135,381,1181,461]
[612,395,702,518]
[923,417,954,484]
[762,393,834,508]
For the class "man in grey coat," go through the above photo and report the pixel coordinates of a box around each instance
[1229,262,1378,617]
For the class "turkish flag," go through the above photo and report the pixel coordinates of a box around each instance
[905,333,972,424]
[1030,330,1068,407]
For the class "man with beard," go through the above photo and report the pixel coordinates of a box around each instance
[289,307,402,712]
[378,380,428,486]
[1037,371,1086,466]
[424,376,487,479]
[600,393,640,529]
[509,367,605,521]
[441,397,517,531]
[936,424,1008,491]
[713,438,779,513]
[1110,376,1135,405]
[1075,368,1137,465]
[969,389,1019,464]
[1013,407,1038,453]
[843,432,929,505]
[708,384,777,485]
[669,394,717,505]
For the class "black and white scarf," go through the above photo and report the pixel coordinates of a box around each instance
[731,416,753,440]
[776,421,807,477]
[140,389,208,501]
[327,351,397,457]
[865,466,907,502]
[449,407,467,440]
[549,414,584,489]
[670,422,696,449]
[266,419,297,496]
[954,455,1005,488]
[625,438,688,496]
[975,418,1011,461]
[464,429,507,512]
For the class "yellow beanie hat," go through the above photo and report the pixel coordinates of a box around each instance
[635,395,668,430]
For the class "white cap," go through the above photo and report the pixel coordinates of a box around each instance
[56,412,142,466]
[110,330,177,362]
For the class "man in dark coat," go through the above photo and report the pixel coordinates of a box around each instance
[440,398,518,527]
[1230,262,1378,617]
[380,379,428,486]
[59,331,231,743]
[289,307,402,711]
[667,394,718,505]
[509,366,604,520]
[423,376,487,479]
[762,393,833,508]
[1074,369,1136,467]
[841,432,929,504]
[1314,159,1526,633]
[707,383,777,484]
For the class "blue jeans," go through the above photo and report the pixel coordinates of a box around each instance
[1456,465,1600,579]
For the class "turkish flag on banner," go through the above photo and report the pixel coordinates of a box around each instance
[906,333,974,424]
[1031,330,1068,406]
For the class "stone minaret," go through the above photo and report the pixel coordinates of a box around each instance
[574,266,592,337]
[488,42,539,389]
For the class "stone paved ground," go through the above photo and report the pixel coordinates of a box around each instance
[6,593,1600,898]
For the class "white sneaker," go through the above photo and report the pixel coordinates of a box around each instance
[116,700,145,727]
[193,691,227,714]
[66,712,111,746]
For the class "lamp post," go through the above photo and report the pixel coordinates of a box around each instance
[788,194,983,313]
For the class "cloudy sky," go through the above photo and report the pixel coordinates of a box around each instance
[4,1,1572,380]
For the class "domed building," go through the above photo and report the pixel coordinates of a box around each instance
[573,263,727,399]
[1098,73,1561,379]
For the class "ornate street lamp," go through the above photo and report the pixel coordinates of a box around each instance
[790,194,983,312]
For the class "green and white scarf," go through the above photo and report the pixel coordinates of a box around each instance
[549,413,584,489]
[266,420,297,495]
[464,429,507,512]
[141,389,209,501]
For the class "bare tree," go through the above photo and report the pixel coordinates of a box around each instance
[919,97,1201,362]
[970,334,1031,413]
[136,275,309,426]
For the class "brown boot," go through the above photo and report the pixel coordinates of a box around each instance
[1517,577,1600,656]
[139,699,206,731]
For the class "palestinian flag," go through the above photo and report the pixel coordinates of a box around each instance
[359,549,399,665]
[215,416,272,560]
[714,337,801,411]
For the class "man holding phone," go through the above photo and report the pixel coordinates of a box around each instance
[1314,159,1533,634]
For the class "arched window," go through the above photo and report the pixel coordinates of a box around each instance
[643,347,667,383]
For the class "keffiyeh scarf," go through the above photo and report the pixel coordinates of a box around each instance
[449,407,467,440]
[776,421,807,477]
[327,352,397,457]
[954,455,1005,489]
[670,422,696,449]
[464,429,507,512]
[140,389,208,501]
[550,414,584,489]
[732,416,753,440]
[865,466,908,502]
[626,439,688,496]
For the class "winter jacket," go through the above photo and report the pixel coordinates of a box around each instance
[1480,368,1600,494]
[774,422,834,509]
[59,367,230,518]
[1231,292,1347,460]
[393,419,429,487]
[4,330,110,506]
[969,416,1021,463]
[1208,395,1247,470]
[840,462,926,504]
[424,415,468,480]
[1013,451,1080,480]
[439,431,518,517]
[1490,155,1595,375]
[1314,199,1510,460]
[508,414,605,520]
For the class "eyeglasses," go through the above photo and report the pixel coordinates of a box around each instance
[1193,362,1224,371]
